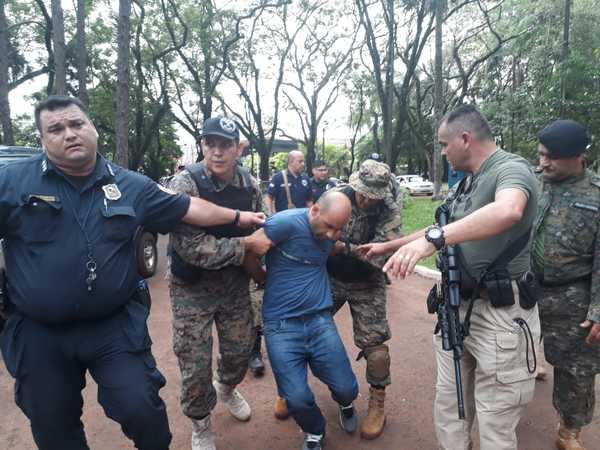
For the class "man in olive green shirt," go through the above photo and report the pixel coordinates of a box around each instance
[360,105,540,450]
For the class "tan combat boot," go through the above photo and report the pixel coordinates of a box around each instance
[274,396,290,420]
[360,386,386,440]
[556,421,586,450]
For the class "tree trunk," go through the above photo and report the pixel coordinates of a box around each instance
[76,0,89,106]
[382,0,395,164]
[50,0,66,95]
[0,0,14,144]
[115,0,132,168]
[559,0,571,117]
[432,0,445,199]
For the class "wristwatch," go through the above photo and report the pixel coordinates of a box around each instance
[425,225,445,250]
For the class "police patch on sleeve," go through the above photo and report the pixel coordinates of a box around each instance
[302,179,308,187]
[158,184,177,195]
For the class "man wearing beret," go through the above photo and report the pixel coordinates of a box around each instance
[532,119,600,450]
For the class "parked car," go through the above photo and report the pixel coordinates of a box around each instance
[0,145,158,279]
[396,174,434,195]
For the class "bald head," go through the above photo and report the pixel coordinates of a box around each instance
[309,191,351,240]
[287,150,305,176]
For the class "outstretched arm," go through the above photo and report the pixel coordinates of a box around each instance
[182,197,265,228]
[384,188,528,279]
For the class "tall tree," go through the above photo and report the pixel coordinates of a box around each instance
[280,0,356,172]
[50,0,66,95]
[559,0,571,116]
[222,1,316,180]
[76,0,88,106]
[432,0,444,199]
[0,0,14,144]
[355,0,395,164]
[115,0,132,168]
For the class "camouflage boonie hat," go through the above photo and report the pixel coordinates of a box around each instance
[349,160,391,200]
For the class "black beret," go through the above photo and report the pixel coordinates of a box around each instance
[538,119,589,158]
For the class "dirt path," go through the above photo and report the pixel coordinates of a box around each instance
[1,236,599,450]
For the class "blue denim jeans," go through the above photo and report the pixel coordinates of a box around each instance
[264,310,358,435]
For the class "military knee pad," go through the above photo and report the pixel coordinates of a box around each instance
[364,344,391,387]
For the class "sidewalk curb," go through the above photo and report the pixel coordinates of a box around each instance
[413,265,441,281]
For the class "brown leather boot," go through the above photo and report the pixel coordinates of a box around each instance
[360,386,386,440]
[556,421,586,450]
[273,396,289,420]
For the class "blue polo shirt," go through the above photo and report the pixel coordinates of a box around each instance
[267,170,313,212]
[0,153,190,324]
[262,208,333,320]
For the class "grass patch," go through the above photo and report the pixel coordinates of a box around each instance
[402,195,443,270]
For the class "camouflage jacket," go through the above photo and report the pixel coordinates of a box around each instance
[333,182,403,270]
[168,165,263,271]
[532,170,600,323]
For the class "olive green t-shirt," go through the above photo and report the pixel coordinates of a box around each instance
[448,149,538,281]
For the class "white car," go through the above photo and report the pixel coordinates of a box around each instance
[396,174,434,195]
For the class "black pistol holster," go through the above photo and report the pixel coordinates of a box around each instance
[132,279,152,310]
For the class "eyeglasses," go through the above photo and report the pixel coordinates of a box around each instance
[202,138,236,151]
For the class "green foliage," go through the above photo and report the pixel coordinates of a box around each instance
[402,196,443,270]
[11,114,39,147]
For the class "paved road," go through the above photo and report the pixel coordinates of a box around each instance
[1,236,599,450]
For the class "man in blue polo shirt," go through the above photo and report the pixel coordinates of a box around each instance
[266,150,313,214]
[249,191,358,450]
[0,96,264,450]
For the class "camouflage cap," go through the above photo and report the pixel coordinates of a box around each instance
[349,160,391,200]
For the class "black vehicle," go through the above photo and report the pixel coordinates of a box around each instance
[0,145,159,279]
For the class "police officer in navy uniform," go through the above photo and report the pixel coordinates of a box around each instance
[310,160,337,202]
[265,150,313,215]
[0,96,264,450]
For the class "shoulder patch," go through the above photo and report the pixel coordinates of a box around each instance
[158,184,177,195]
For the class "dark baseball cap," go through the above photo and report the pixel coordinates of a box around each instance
[200,116,239,140]
[538,119,590,158]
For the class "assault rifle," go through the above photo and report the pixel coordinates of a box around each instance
[426,203,466,419]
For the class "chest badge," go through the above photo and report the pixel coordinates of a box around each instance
[102,184,122,201]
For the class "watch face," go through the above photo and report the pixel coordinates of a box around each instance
[428,228,443,239]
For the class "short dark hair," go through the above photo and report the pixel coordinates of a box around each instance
[35,96,90,133]
[313,160,327,168]
[441,104,493,142]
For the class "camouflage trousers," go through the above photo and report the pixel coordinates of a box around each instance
[538,280,600,374]
[169,268,254,419]
[249,283,263,330]
[330,272,391,387]
[553,366,597,428]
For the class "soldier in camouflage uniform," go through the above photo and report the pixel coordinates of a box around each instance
[532,119,600,450]
[168,117,267,450]
[330,160,403,439]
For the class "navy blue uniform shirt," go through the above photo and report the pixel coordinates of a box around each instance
[310,178,337,202]
[0,153,190,324]
[267,170,312,212]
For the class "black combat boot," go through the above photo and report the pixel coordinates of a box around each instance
[248,330,265,377]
